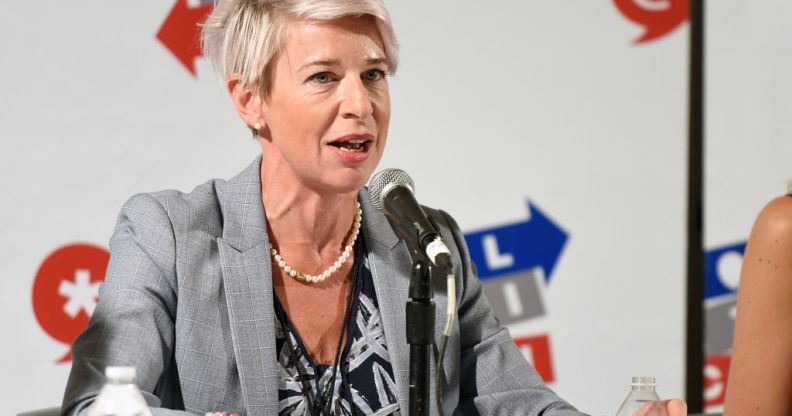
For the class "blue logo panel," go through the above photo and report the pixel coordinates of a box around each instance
[705,242,746,300]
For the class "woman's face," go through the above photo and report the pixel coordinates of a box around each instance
[258,16,391,194]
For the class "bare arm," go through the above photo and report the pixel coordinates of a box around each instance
[725,196,792,415]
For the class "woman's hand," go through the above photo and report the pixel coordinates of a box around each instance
[633,399,688,416]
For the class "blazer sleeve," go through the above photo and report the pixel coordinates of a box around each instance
[61,193,191,416]
[436,210,589,416]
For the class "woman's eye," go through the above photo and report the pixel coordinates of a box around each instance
[309,72,333,84]
[364,69,386,81]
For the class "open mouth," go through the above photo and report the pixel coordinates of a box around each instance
[328,139,372,153]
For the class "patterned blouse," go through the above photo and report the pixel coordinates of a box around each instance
[274,254,402,415]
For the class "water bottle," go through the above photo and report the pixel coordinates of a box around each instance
[87,366,152,416]
[615,376,668,416]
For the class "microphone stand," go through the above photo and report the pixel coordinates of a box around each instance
[407,259,435,416]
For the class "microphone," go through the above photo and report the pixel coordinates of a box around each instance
[370,169,459,416]
[368,168,453,272]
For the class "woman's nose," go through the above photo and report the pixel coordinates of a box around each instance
[339,76,373,120]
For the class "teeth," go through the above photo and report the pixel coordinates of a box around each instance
[331,139,369,153]
[339,146,363,153]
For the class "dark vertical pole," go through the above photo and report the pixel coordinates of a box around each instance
[686,0,705,412]
[407,260,434,416]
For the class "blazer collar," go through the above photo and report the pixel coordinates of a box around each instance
[216,156,402,253]
[216,156,269,252]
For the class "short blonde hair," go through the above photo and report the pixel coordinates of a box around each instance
[202,0,399,96]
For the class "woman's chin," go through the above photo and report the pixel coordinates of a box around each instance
[308,170,372,196]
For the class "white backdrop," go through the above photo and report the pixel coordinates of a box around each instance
[1,1,692,414]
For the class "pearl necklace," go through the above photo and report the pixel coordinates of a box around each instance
[269,202,362,284]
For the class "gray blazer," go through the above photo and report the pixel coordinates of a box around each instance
[62,157,586,416]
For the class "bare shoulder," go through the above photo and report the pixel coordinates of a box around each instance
[753,195,792,230]
[748,195,792,256]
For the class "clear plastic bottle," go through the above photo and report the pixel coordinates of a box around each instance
[87,366,152,416]
[615,376,668,416]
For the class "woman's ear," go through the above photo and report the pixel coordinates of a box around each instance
[227,74,264,132]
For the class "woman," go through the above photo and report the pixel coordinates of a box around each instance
[62,1,685,415]
[725,190,792,415]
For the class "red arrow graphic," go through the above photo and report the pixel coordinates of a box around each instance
[156,0,213,76]
[614,0,689,44]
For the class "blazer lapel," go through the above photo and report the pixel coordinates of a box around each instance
[216,157,279,416]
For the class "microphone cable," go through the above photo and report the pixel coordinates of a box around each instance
[435,270,456,416]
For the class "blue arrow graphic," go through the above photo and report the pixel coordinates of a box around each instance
[464,201,568,284]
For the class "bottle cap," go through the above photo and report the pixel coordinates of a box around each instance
[630,376,656,386]
[105,366,137,382]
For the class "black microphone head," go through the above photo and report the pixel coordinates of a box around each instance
[368,168,415,211]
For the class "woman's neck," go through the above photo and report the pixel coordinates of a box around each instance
[260,161,359,257]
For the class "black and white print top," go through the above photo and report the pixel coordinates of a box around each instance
[275,256,402,416]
